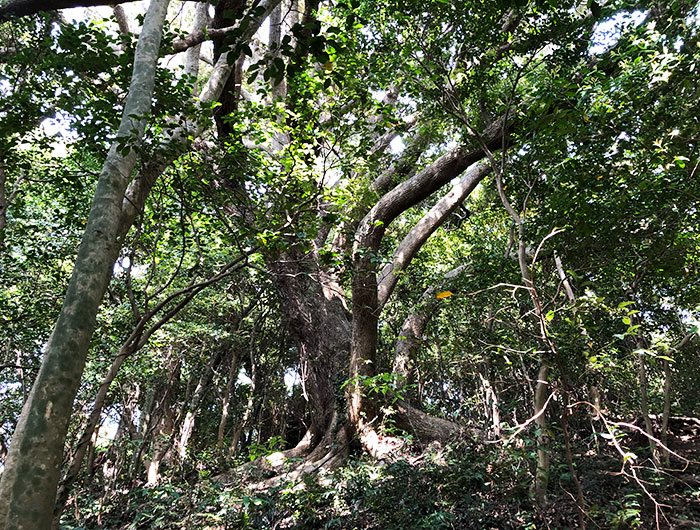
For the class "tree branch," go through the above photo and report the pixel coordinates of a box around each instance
[377,159,491,309]
[0,0,135,21]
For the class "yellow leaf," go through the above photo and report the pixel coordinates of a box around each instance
[436,291,453,299]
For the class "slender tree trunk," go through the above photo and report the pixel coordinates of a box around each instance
[229,322,260,457]
[636,344,658,461]
[659,332,695,465]
[0,166,24,246]
[552,251,585,526]
[492,157,554,504]
[208,302,257,455]
[217,350,240,453]
[479,369,502,438]
[660,359,672,465]
[184,0,209,88]
[140,360,187,488]
[104,385,139,491]
[145,351,181,486]
[0,2,170,527]
[175,349,224,459]
[129,386,156,481]
[531,361,550,505]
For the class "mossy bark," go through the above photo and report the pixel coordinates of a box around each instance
[0,1,170,527]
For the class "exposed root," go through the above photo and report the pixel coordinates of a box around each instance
[394,400,483,444]
[217,403,480,493]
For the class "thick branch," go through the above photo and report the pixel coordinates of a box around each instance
[348,125,504,452]
[171,24,240,54]
[0,0,134,20]
[377,159,491,309]
[361,120,507,243]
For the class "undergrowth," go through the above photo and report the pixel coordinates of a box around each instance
[60,436,700,530]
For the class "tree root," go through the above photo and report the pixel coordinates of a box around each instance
[217,403,482,493]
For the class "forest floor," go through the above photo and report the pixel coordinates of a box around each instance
[63,417,700,530]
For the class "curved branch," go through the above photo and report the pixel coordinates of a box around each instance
[377,159,491,309]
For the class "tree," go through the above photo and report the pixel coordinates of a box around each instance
[0,1,172,526]
[1,0,699,528]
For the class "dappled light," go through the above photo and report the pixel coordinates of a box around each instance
[0,0,699,528]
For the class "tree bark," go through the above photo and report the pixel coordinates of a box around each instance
[146,352,181,485]
[531,361,550,505]
[183,0,210,88]
[0,0,135,21]
[217,350,240,454]
[175,349,224,460]
[0,166,24,246]
[635,337,658,462]
[271,250,351,447]
[377,159,491,308]
[349,152,495,453]
[0,2,170,527]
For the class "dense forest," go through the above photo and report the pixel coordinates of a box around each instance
[0,0,699,528]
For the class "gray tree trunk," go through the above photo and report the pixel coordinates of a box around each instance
[0,2,170,528]
[349,151,494,453]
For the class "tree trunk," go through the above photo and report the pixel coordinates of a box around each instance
[636,339,658,462]
[531,361,550,505]
[0,2,170,527]
[0,166,24,246]
[217,350,240,454]
[349,155,494,453]
[659,332,695,465]
[175,349,224,460]
[271,249,352,447]
[52,257,244,523]
[230,317,261,457]
[53,342,139,524]
[146,353,181,485]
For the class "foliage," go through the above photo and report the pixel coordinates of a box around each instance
[1,0,700,528]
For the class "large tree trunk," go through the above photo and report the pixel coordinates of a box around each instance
[349,156,493,453]
[0,2,170,527]
[271,249,352,448]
